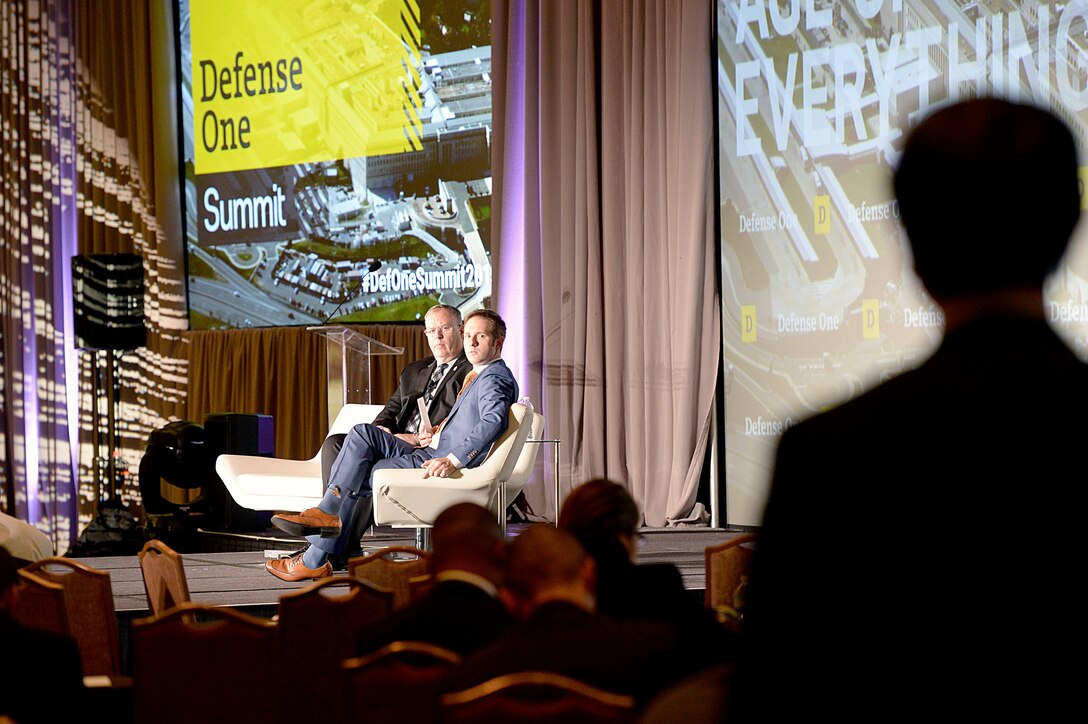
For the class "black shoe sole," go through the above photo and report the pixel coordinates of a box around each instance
[271,517,341,538]
[330,553,353,572]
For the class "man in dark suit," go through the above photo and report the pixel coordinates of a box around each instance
[441,524,683,705]
[267,309,518,581]
[736,99,1088,721]
[356,502,510,656]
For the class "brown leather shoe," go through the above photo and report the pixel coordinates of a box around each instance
[265,552,333,582]
[271,507,342,538]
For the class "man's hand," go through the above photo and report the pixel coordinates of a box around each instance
[422,457,456,478]
[415,428,434,447]
[394,433,420,446]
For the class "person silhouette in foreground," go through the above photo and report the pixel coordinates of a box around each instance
[735,98,1088,721]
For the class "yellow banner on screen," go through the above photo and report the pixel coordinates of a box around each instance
[191,0,422,175]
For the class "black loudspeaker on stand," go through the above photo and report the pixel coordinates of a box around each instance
[72,253,146,511]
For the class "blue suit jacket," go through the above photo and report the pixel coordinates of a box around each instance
[432,359,518,468]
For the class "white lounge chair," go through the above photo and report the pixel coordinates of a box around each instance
[215,403,383,513]
[372,404,537,538]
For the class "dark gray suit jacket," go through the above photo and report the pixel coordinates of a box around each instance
[373,351,471,432]
[737,316,1088,721]
[356,578,510,657]
[440,601,683,704]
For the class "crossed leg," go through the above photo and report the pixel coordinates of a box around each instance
[267,423,428,579]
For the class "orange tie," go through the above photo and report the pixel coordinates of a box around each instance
[435,371,477,435]
[457,371,478,399]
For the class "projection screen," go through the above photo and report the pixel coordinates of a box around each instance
[717,0,1088,525]
[178,0,493,330]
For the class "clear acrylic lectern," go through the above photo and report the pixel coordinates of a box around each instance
[307,326,403,421]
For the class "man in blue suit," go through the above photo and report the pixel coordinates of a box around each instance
[266,309,519,581]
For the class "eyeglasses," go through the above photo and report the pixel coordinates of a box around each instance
[424,323,459,337]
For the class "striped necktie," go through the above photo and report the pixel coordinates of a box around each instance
[407,363,448,433]
[424,363,449,403]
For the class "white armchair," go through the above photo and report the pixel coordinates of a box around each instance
[372,403,536,533]
[215,404,383,513]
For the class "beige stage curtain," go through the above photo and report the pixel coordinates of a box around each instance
[494,0,719,525]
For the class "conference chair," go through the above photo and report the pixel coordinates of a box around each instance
[342,641,463,723]
[215,403,382,513]
[348,545,431,610]
[12,571,69,636]
[138,539,191,617]
[372,403,535,545]
[132,603,278,724]
[19,557,122,676]
[704,533,757,627]
[440,671,637,723]
[276,577,394,724]
[407,572,434,603]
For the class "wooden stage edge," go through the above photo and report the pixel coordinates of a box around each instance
[75,523,748,619]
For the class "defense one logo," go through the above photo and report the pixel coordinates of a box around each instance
[742,305,757,343]
[814,195,830,234]
[862,299,880,340]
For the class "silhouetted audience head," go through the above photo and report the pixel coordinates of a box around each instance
[503,525,595,618]
[431,502,505,584]
[894,98,1080,301]
[558,478,640,566]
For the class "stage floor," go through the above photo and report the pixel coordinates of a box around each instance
[82,523,746,618]
[76,523,747,675]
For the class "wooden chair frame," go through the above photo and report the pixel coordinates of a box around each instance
[20,556,121,676]
[138,539,191,617]
[704,533,757,624]
[348,545,431,609]
[441,671,636,722]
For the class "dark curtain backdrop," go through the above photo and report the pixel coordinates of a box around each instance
[1,0,721,547]
[493,0,719,525]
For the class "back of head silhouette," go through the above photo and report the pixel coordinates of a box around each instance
[894,98,1080,301]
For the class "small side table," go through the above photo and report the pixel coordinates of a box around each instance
[524,438,562,522]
